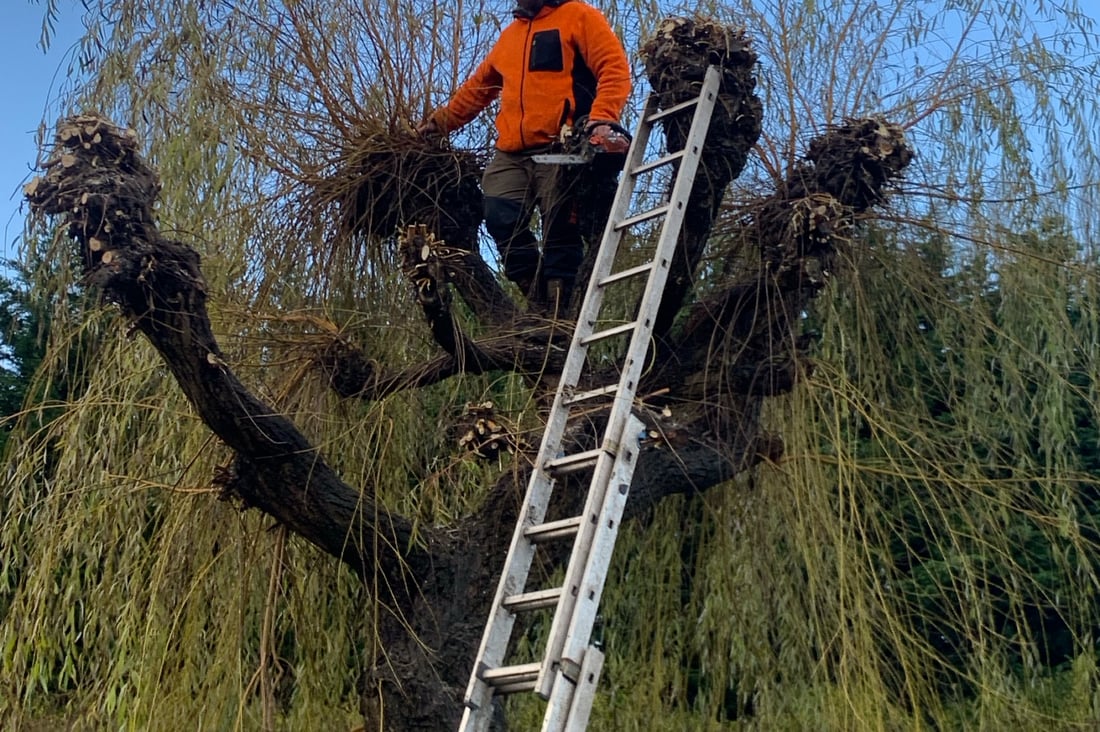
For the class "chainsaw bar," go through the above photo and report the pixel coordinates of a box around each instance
[531,153,594,165]
[532,121,631,166]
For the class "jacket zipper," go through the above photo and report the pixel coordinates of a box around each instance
[519,19,533,150]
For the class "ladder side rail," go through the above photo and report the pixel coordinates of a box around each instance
[535,87,670,491]
[525,388,646,704]
[532,439,622,695]
[544,85,671,435]
[461,349,609,717]
[485,89,663,515]
[584,66,721,456]
[547,89,661,402]
[536,65,721,714]
[556,646,605,732]
[459,72,718,731]
[459,92,662,730]
[560,65,722,617]
[459,684,494,732]
[573,89,661,314]
[561,66,720,504]
[546,63,722,713]
[632,65,720,316]
[540,415,645,729]
[460,470,558,727]
[458,700,486,732]
[525,92,669,698]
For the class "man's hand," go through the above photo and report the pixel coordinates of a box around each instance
[416,118,441,136]
[583,119,617,136]
[585,122,630,155]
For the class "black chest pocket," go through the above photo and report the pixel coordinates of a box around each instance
[529,29,564,72]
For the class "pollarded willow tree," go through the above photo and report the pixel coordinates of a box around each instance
[4,0,1100,730]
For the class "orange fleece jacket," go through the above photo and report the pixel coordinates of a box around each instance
[431,0,631,152]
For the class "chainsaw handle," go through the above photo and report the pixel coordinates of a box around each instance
[582,119,632,141]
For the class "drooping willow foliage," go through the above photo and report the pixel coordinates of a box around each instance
[2,0,1099,729]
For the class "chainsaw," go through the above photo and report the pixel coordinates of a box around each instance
[532,121,632,165]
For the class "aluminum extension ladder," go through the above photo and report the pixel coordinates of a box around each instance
[459,65,722,732]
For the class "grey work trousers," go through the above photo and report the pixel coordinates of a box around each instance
[481,149,583,293]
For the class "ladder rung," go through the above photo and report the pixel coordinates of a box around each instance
[615,204,670,231]
[525,515,584,544]
[494,679,541,696]
[545,448,604,475]
[480,662,542,692]
[630,149,685,177]
[580,321,637,346]
[503,587,563,613]
[563,383,619,406]
[646,95,700,123]
[598,262,653,288]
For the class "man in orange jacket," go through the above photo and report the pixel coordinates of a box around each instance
[418,0,631,313]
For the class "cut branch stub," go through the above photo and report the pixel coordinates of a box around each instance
[25,114,203,320]
[454,401,526,460]
[635,16,764,340]
[640,16,763,183]
[399,223,450,309]
[804,117,914,209]
[738,117,913,284]
[663,118,913,404]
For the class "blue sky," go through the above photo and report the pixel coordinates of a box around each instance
[1,1,85,266]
